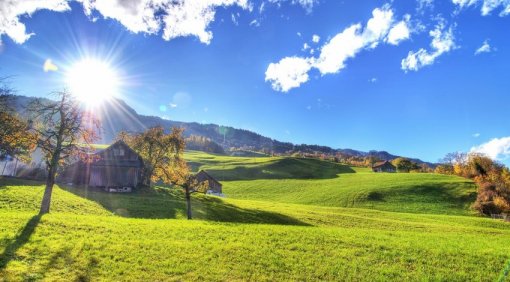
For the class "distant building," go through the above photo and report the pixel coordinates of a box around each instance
[195,170,224,197]
[372,161,396,173]
[59,141,144,192]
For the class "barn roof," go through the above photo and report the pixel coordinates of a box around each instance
[372,160,395,168]
[196,170,222,187]
[91,140,143,168]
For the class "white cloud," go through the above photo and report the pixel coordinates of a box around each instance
[249,19,260,27]
[369,77,377,83]
[452,0,510,16]
[417,0,434,12]
[312,34,320,43]
[471,137,510,160]
[231,13,239,26]
[0,0,70,44]
[473,133,481,138]
[266,5,413,92]
[475,39,493,55]
[401,22,456,71]
[169,103,178,108]
[265,56,314,92]
[316,6,395,74]
[386,15,411,45]
[1,0,249,45]
[269,0,318,13]
[302,42,310,51]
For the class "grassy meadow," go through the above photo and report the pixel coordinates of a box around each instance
[0,151,509,281]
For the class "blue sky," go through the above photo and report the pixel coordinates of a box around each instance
[1,0,510,164]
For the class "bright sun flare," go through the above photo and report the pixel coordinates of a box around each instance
[66,59,119,105]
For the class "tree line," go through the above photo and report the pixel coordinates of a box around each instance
[435,152,510,216]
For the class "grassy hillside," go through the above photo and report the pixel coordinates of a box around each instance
[1,178,510,281]
[186,151,477,215]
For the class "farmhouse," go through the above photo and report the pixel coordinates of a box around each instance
[195,170,224,196]
[372,161,396,173]
[59,141,144,192]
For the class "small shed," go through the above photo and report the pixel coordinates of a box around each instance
[195,170,223,196]
[372,161,396,173]
[59,141,144,192]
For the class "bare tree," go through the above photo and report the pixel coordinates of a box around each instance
[30,90,99,214]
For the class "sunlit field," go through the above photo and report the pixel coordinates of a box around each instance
[1,153,509,281]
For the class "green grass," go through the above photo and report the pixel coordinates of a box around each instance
[1,152,509,281]
[186,151,477,216]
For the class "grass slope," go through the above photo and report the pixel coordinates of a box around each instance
[186,151,477,215]
[1,178,510,281]
[0,153,508,281]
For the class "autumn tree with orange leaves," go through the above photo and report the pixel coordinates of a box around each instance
[119,126,208,219]
[0,82,37,165]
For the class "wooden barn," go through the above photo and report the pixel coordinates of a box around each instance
[195,170,223,196]
[372,161,396,173]
[59,141,144,192]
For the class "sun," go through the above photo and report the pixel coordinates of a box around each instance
[66,59,119,106]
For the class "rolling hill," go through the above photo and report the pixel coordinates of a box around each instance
[1,165,510,281]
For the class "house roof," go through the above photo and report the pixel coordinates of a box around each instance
[372,161,395,168]
[196,170,222,187]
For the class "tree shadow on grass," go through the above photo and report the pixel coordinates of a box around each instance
[0,177,45,189]
[61,185,310,226]
[0,215,41,270]
[205,158,355,181]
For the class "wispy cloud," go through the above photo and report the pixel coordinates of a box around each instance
[452,0,510,16]
[475,40,494,55]
[401,21,456,72]
[473,133,481,138]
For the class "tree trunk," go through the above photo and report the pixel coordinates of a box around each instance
[13,158,18,177]
[1,160,7,176]
[39,166,55,215]
[185,186,192,220]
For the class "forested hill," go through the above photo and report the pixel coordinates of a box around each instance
[9,95,434,165]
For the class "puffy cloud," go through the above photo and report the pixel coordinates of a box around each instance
[386,15,411,45]
[452,0,510,16]
[0,0,70,44]
[475,39,494,55]
[401,22,456,71]
[266,5,409,92]
[312,34,320,43]
[265,56,314,92]
[82,0,250,45]
[315,6,394,74]
[265,6,405,91]
[1,0,249,46]
[471,137,510,160]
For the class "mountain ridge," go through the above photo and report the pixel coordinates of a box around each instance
[9,95,436,166]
